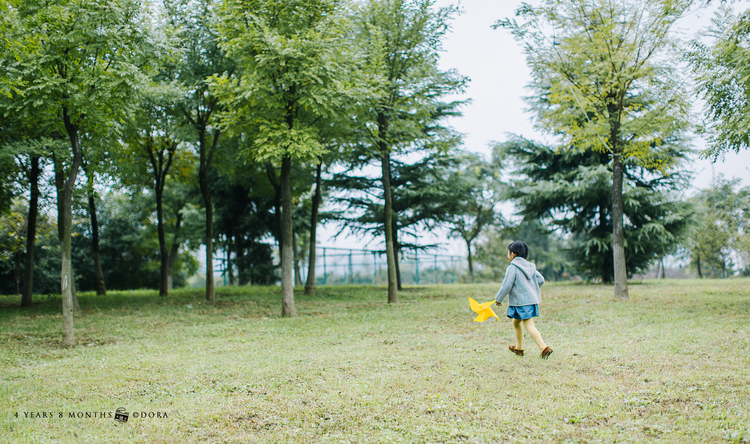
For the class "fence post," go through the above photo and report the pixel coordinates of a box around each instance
[323,247,327,285]
[373,252,377,285]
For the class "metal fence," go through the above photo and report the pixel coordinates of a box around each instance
[311,246,466,286]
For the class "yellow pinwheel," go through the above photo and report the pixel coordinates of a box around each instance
[468,297,500,322]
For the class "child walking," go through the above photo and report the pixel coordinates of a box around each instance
[494,241,553,359]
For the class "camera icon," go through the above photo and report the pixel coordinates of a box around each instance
[114,407,129,423]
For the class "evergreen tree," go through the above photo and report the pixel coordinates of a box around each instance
[496,137,694,282]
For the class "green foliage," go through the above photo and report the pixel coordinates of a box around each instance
[216,0,357,163]
[689,5,750,160]
[496,137,695,282]
[475,221,573,282]
[69,191,199,292]
[329,152,466,251]
[0,198,59,295]
[352,0,466,156]
[444,153,504,252]
[1,0,149,139]
[685,176,750,277]
[496,0,692,167]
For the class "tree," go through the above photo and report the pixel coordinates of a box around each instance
[685,176,750,277]
[121,84,185,297]
[496,137,694,282]
[330,152,464,289]
[163,0,236,302]
[3,0,148,345]
[497,0,693,299]
[217,0,357,316]
[689,5,750,160]
[351,0,465,302]
[444,153,504,283]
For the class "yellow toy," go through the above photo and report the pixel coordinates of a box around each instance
[468,297,499,322]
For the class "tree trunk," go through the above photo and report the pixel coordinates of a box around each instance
[293,229,303,287]
[266,163,283,250]
[658,258,666,279]
[21,155,40,307]
[156,182,169,296]
[60,109,83,346]
[234,226,245,286]
[88,187,106,296]
[199,131,218,302]
[304,161,322,295]
[393,223,402,290]
[696,254,702,278]
[466,239,475,283]
[611,154,629,299]
[54,153,81,320]
[14,251,21,295]
[280,155,296,316]
[202,191,214,301]
[167,212,182,291]
[379,137,398,303]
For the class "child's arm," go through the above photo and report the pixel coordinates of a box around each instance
[494,267,516,305]
[535,270,545,287]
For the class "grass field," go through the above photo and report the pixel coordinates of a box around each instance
[1,279,749,443]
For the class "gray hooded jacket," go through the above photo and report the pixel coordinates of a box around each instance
[494,257,544,307]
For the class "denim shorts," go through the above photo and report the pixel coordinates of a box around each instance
[507,304,539,320]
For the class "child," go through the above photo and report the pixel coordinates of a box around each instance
[494,241,553,359]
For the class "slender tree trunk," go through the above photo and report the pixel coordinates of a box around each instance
[87,187,106,296]
[304,161,323,295]
[379,137,398,303]
[14,252,21,295]
[156,185,169,296]
[166,211,182,291]
[611,154,629,299]
[393,224,402,290]
[658,258,666,279]
[199,130,219,302]
[266,163,283,250]
[54,153,81,319]
[696,254,702,278]
[21,155,40,307]
[280,155,296,316]
[466,238,475,283]
[60,110,83,346]
[293,229,303,287]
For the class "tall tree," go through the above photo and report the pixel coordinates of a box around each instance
[164,0,235,302]
[352,0,465,302]
[497,0,693,299]
[121,84,184,297]
[3,0,148,345]
[217,0,357,316]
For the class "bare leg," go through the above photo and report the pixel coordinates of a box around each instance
[522,318,547,351]
[513,319,524,350]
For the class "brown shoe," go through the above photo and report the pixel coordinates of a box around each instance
[509,345,524,356]
[541,346,553,359]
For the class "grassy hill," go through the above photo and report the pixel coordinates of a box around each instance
[1,280,749,443]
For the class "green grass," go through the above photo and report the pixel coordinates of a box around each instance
[1,280,749,443]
